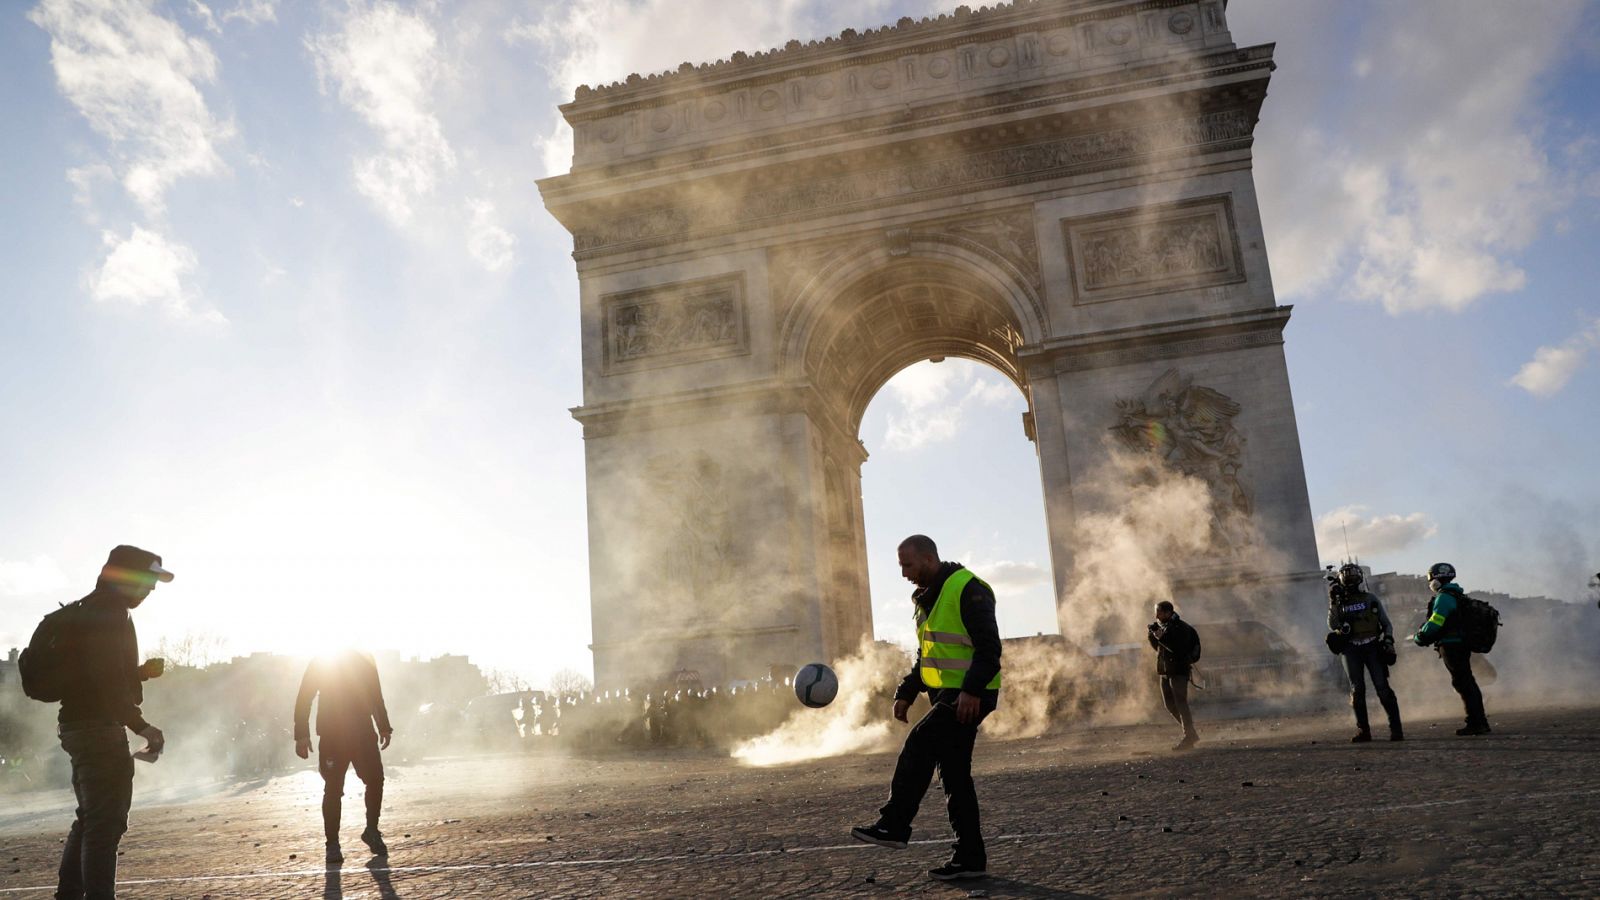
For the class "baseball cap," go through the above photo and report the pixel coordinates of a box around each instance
[103,545,175,583]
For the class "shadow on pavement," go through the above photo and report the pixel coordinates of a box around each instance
[367,857,400,899]
[949,876,1095,898]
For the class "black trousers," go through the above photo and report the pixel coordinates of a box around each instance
[56,726,133,900]
[1160,674,1197,737]
[1343,642,1402,733]
[1440,644,1488,727]
[318,735,384,842]
[878,702,989,866]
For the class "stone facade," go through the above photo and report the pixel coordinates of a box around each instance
[539,0,1322,688]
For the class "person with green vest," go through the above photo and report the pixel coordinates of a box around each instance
[1326,563,1403,742]
[1411,562,1490,735]
[852,534,1001,882]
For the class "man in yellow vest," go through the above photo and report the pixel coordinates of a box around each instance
[852,534,1001,882]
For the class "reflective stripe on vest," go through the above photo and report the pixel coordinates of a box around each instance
[917,568,1002,690]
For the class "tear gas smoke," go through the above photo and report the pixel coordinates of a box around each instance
[730,642,903,767]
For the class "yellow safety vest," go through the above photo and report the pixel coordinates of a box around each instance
[916,568,1002,690]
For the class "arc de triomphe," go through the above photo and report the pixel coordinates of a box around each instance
[539,0,1322,688]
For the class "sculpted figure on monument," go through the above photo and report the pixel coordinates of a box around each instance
[1111,368,1251,548]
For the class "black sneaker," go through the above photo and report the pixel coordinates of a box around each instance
[1171,734,1198,752]
[325,842,343,865]
[929,860,987,881]
[360,826,388,856]
[850,822,910,849]
[1351,730,1372,743]
[1389,730,1404,742]
[1456,723,1491,736]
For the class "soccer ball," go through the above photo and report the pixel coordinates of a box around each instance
[794,663,838,708]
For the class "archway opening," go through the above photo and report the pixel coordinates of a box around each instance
[858,359,1058,649]
[796,257,1058,653]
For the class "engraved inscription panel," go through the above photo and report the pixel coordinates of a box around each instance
[602,274,748,372]
[1063,197,1244,304]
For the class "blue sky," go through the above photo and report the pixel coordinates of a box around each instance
[2,0,1598,686]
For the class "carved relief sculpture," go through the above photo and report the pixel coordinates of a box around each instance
[1082,214,1225,289]
[1064,196,1245,304]
[1111,368,1250,548]
[603,275,747,371]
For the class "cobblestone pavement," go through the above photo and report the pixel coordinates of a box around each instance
[3,705,1599,898]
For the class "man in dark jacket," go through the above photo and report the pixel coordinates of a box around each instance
[1148,600,1201,750]
[1412,562,1490,735]
[294,650,394,863]
[54,545,173,900]
[852,535,1001,882]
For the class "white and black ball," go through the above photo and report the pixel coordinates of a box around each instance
[793,663,838,708]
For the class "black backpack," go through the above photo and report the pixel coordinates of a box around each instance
[18,600,84,702]
[1453,594,1501,654]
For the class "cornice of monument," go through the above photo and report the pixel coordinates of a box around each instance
[541,42,1272,200]
[570,378,840,438]
[1021,305,1292,373]
[561,0,1220,113]
[543,0,1247,176]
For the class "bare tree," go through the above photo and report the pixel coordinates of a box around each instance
[484,668,531,695]
[151,631,227,668]
[547,667,593,696]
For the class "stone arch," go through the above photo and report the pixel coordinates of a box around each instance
[798,259,1033,435]
[778,236,1048,398]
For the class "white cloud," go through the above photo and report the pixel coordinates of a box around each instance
[521,0,935,176]
[188,1,276,36]
[89,225,223,322]
[66,163,114,223]
[1510,317,1600,396]
[30,0,232,214]
[221,0,275,27]
[309,1,455,227]
[0,555,70,597]
[1315,504,1437,561]
[1237,1,1596,315]
[466,198,516,272]
[975,559,1051,592]
[880,362,1021,452]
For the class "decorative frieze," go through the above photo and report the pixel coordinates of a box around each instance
[602,274,748,372]
[1062,195,1244,305]
[574,110,1253,255]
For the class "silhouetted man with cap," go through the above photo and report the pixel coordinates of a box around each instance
[53,545,173,900]
[294,649,394,863]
